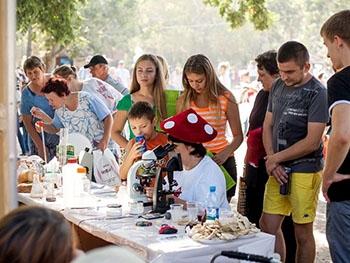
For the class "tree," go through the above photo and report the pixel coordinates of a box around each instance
[203,0,273,30]
[16,0,88,70]
[79,0,138,64]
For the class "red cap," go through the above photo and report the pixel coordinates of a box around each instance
[160,108,217,143]
[67,158,77,164]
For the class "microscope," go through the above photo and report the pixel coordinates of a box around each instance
[126,144,177,203]
[152,151,183,214]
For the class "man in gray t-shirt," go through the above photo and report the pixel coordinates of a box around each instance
[260,41,329,263]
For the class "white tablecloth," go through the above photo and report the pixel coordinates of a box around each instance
[18,184,275,263]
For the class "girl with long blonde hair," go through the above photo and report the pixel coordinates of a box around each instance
[177,54,243,202]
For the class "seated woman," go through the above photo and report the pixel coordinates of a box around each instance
[30,77,115,152]
[152,108,231,210]
[0,205,81,263]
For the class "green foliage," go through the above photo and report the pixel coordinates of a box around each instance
[79,0,138,61]
[16,0,87,45]
[15,0,350,74]
[203,0,273,30]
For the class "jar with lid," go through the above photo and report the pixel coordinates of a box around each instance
[106,204,123,218]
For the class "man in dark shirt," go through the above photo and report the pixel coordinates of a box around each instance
[261,41,328,263]
[320,10,350,263]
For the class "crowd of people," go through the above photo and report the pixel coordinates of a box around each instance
[6,9,350,263]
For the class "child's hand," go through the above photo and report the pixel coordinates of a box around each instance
[129,142,143,160]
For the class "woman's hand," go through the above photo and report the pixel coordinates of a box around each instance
[30,107,52,124]
[212,148,230,166]
[96,139,108,152]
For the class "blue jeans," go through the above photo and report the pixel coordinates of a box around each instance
[17,112,29,154]
[326,200,350,263]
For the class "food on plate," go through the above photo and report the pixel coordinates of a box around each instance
[189,211,260,241]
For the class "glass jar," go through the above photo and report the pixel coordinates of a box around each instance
[106,204,122,218]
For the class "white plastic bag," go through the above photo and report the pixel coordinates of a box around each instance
[93,149,121,187]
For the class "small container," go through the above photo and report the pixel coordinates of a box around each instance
[106,204,122,218]
[219,209,234,224]
[66,144,75,160]
[77,167,90,194]
[186,201,198,223]
[30,173,44,198]
[128,201,144,215]
[46,182,56,202]
[135,135,147,154]
[280,167,292,195]
[170,203,184,223]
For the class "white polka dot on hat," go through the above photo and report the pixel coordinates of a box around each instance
[160,108,217,143]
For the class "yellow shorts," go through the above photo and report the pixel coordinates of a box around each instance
[263,170,322,224]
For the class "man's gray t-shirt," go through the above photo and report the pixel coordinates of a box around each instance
[105,74,129,95]
[267,77,329,172]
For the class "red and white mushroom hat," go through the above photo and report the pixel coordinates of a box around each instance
[160,108,217,143]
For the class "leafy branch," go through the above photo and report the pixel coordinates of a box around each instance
[203,0,273,30]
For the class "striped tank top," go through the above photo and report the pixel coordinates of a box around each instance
[190,93,230,153]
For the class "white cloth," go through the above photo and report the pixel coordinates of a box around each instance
[173,156,230,209]
[73,245,146,263]
[82,78,123,114]
[77,67,92,81]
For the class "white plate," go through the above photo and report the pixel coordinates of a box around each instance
[191,238,233,244]
[191,233,256,244]
[238,233,256,240]
[67,132,92,154]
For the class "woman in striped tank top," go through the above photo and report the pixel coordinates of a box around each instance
[176,54,243,202]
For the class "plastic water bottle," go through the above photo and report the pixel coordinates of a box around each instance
[62,158,83,207]
[206,186,219,220]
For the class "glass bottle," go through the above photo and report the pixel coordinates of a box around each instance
[17,158,28,177]
[30,173,44,198]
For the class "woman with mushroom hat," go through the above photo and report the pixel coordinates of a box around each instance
[159,108,231,210]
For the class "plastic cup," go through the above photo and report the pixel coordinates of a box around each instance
[170,204,183,223]
[186,201,198,222]
[219,209,234,224]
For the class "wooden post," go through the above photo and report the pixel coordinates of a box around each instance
[0,0,18,216]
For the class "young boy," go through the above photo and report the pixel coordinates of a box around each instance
[119,101,168,181]
[320,10,350,262]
